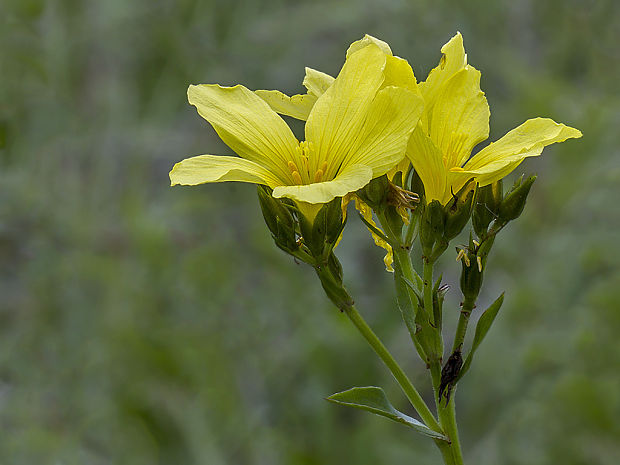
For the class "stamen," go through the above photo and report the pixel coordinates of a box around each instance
[291,171,303,185]
[463,254,471,267]
[477,256,483,272]
[313,169,324,183]
[287,161,298,173]
[456,249,465,262]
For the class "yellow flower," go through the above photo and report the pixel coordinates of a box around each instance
[408,32,582,204]
[257,34,422,180]
[170,43,424,220]
[256,35,422,269]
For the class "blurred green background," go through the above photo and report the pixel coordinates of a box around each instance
[1,0,619,464]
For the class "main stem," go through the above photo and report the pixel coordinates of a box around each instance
[343,304,441,432]
[424,259,464,465]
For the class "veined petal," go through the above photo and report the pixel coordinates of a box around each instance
[306,44,387,179]
[303,67,335,97]
[169,155,280,187]
[384,55,420,93]
[344,86,424,177]
[459,117,583,186]
[272,164,372,204]
[187,84,298,184]
[346,34,392,58]
[419,32,467,129]
[429,66,490,168]
[407,125,448,203]
[254,89,316,120]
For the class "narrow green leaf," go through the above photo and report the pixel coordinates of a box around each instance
[327,386,448,441]
[457,292,505,381]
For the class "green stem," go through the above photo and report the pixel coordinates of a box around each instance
[452,296,476,353]
[429,361,463,465]
[392,247,428,362]
[344,304,441,432]
[423,260,444,360]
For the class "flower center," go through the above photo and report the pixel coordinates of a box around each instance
[287,141,328,185]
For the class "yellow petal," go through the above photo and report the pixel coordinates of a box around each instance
[306,44,387,179]
[418,32,467,129]
[346,34,393,58]
[460,117,583,186]
[428,66,490,169]
[271,164,372,204]
[344,86,424,177]
[254,89,316,120]
[407,125,448,203]
[187,84,298,184]
[383,55,420,93]
[169,155,281,187]
[302,67,335,97]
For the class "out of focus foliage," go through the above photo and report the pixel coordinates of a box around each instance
[1,1,619,464]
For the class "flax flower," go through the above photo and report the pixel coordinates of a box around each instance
[409,33,582,204]
[170,44,424,220]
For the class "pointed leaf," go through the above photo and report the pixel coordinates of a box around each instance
[457,292,504,381]
[327,386,448,441]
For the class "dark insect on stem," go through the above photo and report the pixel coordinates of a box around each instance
[438,349,463,405]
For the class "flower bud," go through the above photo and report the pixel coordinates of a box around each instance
[324,198,345,245]
[357,175,389,210]
[472,180,503,238]
[459,235,484,301]
[444,182,476,241]
[498,175,537,223]
[257,185,297,252]
[420,200,445,254]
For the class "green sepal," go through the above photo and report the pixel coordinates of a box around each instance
[472,180,502,238]
[257,185,298,252]
[357,175,390,210]
[420,200,445,255]
[460,249,483,301]
[327,386,448,441]
[444,181,476,241]
[324,198,345,245]
[498,175,537,223]
[457,292,505,381]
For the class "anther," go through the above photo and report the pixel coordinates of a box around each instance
[291,171,303,185]
[477,256,483,272]
[287,161,298,173]
[314,169,324,183]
